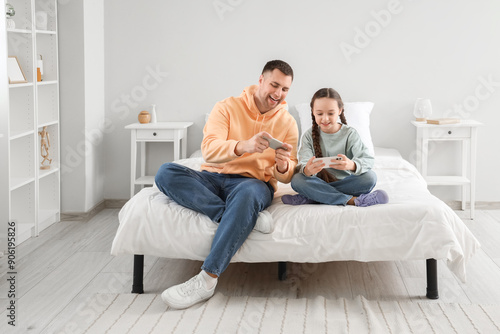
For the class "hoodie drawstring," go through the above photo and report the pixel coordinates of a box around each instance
[253,114,259,135]
[253,113,266,135]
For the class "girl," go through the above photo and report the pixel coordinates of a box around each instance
[282,88,388,207]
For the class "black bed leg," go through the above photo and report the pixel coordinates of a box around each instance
[132,254,144,294]
[278,262,287,281]
[426,258,439,299]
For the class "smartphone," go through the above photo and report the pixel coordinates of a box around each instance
[263,136,288,150]
[313,157,342,165]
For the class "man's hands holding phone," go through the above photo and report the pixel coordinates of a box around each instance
[234,131,292,173]
[263,134,292,173]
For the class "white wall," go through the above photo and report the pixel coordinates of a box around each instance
[59,0,105,212]
[1,11,9,253]
[100,0,500,202]
[59,0,86,212]
[83,0,105,211]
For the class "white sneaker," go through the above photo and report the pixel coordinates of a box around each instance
[254,211,274,234]
[161,273,216,309]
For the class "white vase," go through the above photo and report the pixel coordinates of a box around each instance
[150,104,157,123]
[413,98,432,122]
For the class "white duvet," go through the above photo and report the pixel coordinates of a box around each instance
[111,148,480,282]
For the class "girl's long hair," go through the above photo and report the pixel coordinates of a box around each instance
[310,88,348,183]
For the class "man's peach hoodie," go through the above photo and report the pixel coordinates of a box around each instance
[201,85,298,191]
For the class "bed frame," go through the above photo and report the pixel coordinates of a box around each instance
[130,254,439,299]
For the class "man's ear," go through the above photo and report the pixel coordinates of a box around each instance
[258,74,264,85]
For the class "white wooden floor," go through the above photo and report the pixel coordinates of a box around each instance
[1,208,500,333]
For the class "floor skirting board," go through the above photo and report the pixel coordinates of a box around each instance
[444,201,500,210]
[61,199,128,221]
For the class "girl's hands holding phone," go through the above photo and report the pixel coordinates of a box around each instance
[330,154,356,171]
[303,156,325,176]
[303,154,356,176]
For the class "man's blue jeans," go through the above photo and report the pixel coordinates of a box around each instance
[155,162,274,277]
[291,170,377,205]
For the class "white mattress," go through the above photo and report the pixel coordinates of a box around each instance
[111,147,480,282]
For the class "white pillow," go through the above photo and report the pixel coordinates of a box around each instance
[295,102,375,156]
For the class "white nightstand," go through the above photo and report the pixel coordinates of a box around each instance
[126,122,194,197]
[411,120,483,219]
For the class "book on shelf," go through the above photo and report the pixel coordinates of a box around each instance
[426,118,461,125]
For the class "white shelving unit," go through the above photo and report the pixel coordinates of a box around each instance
[5,0,60,243]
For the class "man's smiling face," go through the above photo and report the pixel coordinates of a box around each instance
[254,69,292,113]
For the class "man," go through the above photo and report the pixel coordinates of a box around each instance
[155,60,298,309]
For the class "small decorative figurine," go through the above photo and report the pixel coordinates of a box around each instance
[39,126,52,169]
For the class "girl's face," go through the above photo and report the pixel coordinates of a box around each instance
[312,97,343,134]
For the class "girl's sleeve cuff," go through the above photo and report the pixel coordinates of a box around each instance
[299,164,316,177]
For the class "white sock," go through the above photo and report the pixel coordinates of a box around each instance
[200,270,218,289]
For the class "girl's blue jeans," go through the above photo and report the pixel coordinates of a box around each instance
[291,170,377,205]
[154,162,274,277]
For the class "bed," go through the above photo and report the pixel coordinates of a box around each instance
[110,102,480,299]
